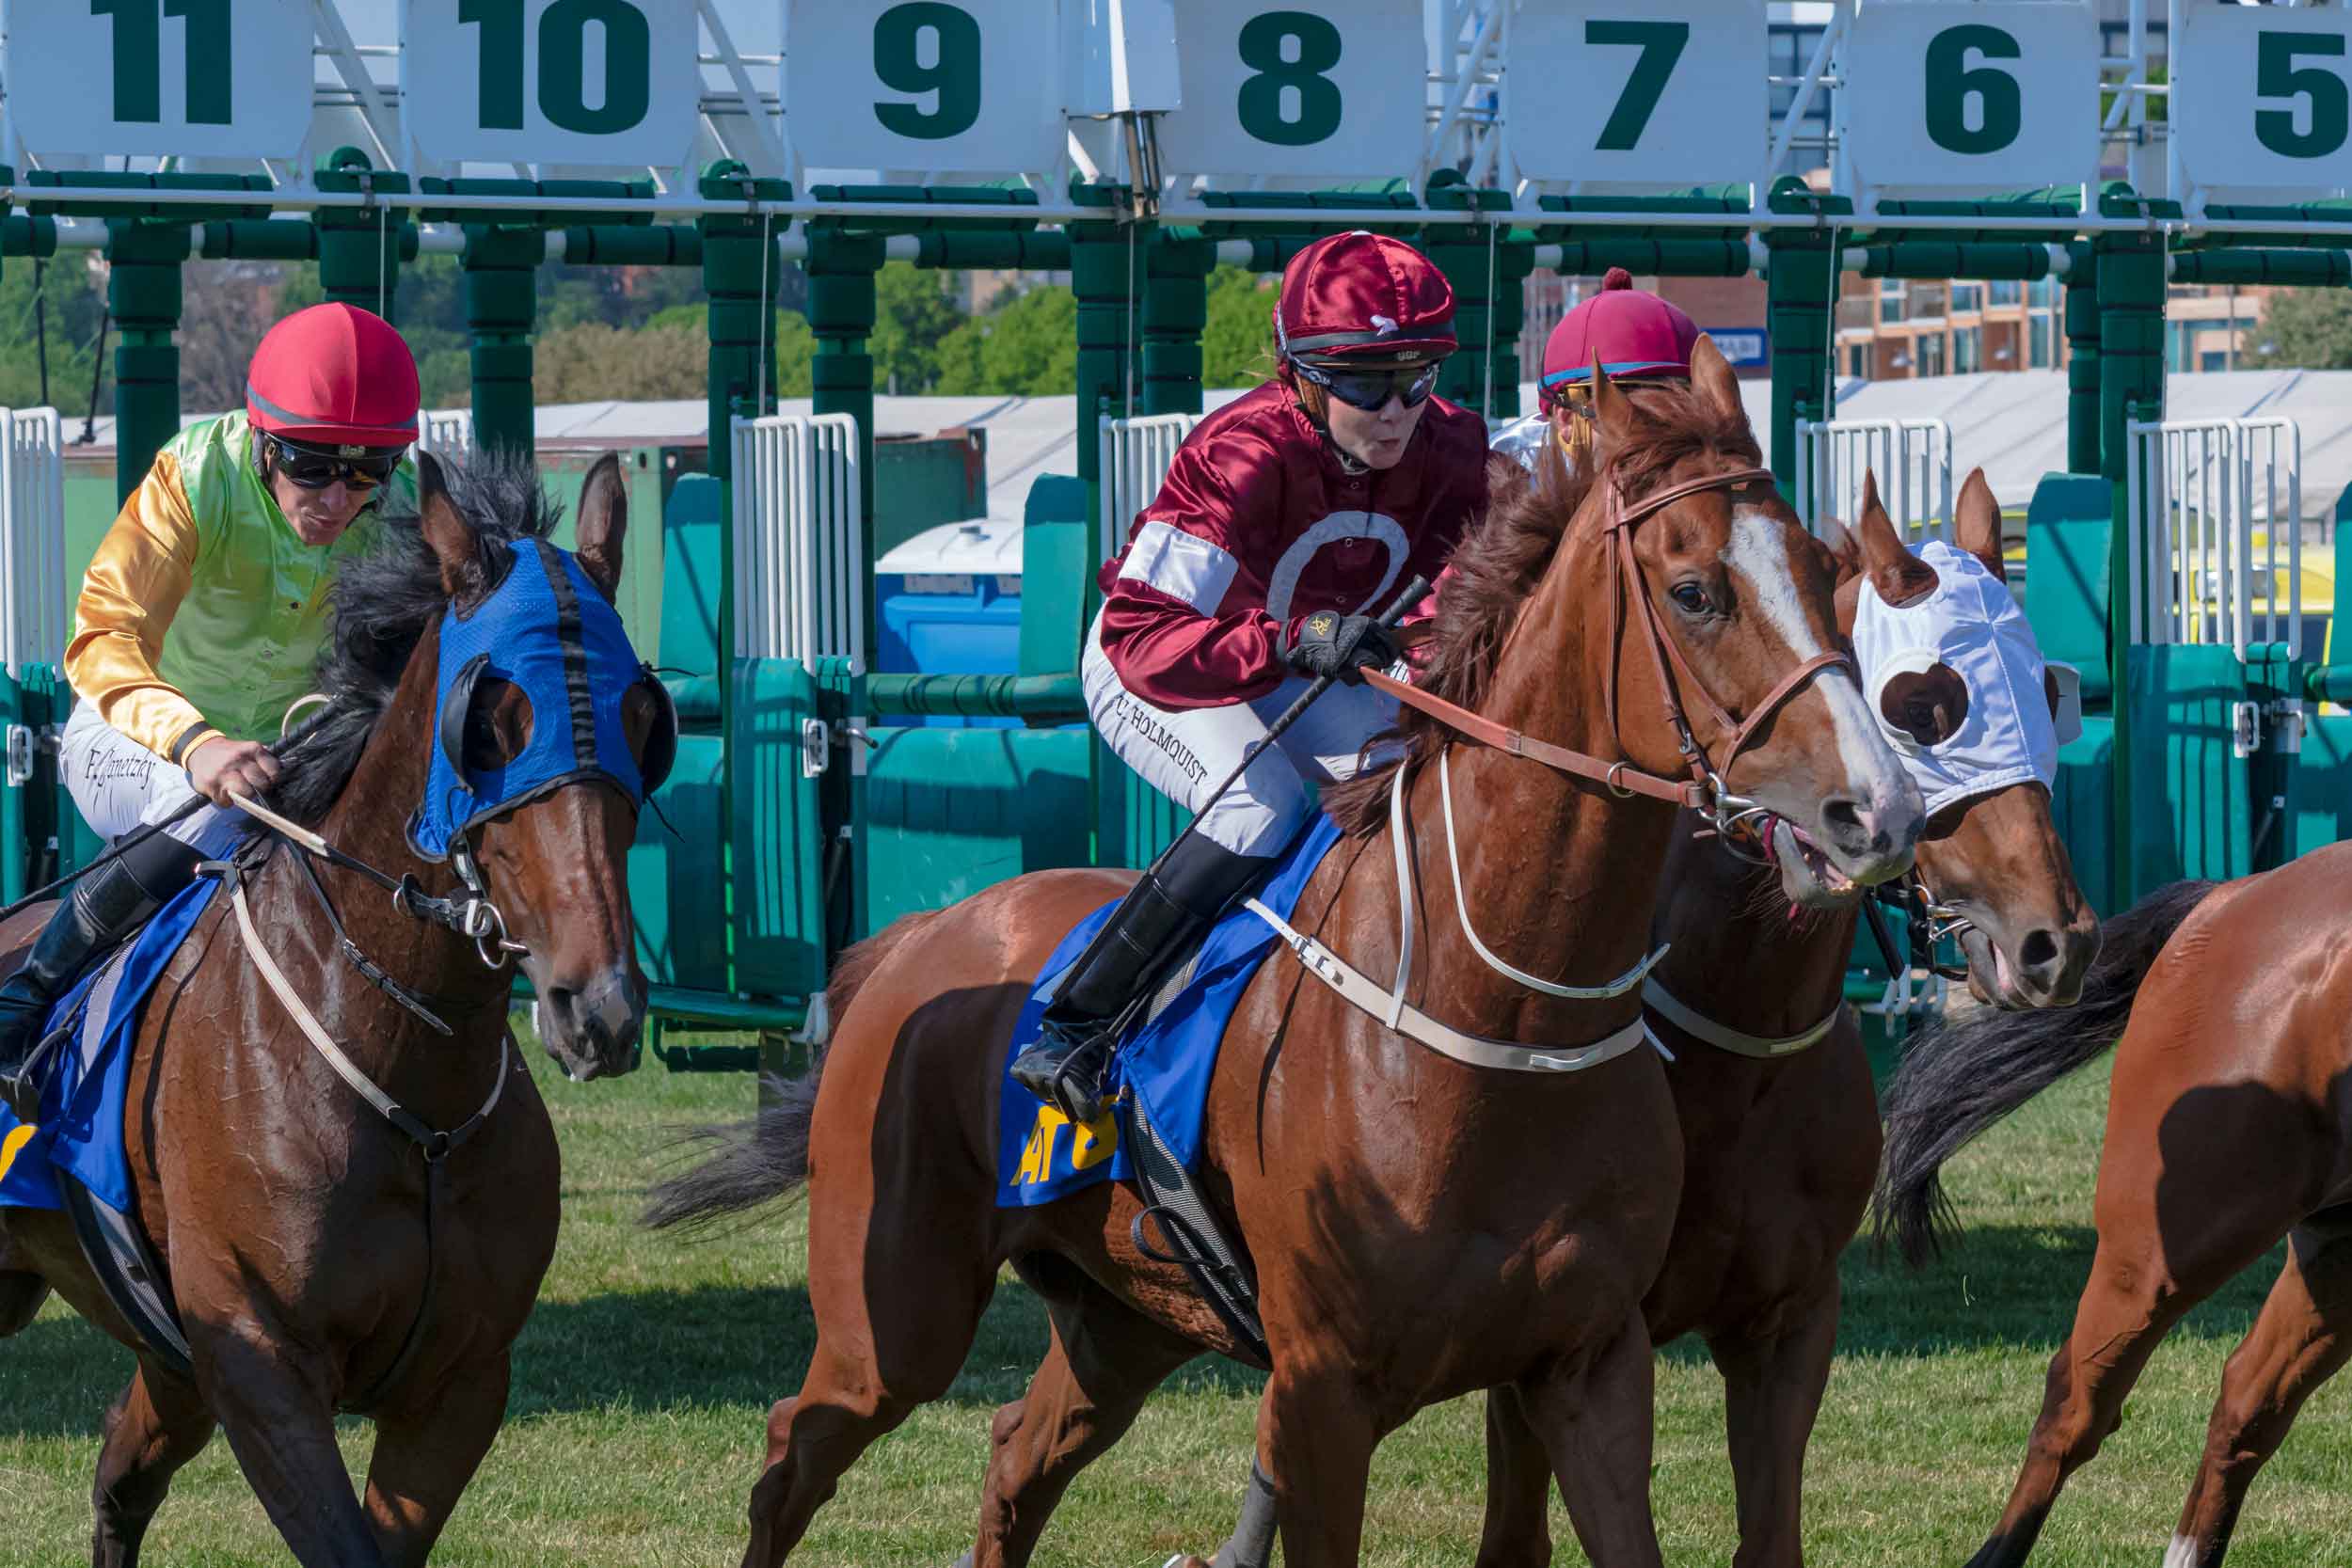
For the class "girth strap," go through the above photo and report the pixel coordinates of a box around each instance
[1640,978,1840,1059]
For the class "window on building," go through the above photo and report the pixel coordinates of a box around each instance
[1880,279,1905,324]
[1848,343,1872,378]
[1952,282,1984,314]
[1988,279,2023,307]
[2030,276,2058,309]
[2029,313,2056,369]
[1917,334,1947,377]
[2201,350,2230,373]
[1954,327,1982,373]
[2167,319,2197,372]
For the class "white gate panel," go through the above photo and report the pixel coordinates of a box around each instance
[1098,413,1198,564]
[0,408,68,679]
[418,410,476,461]
[1792,417,1954,547]
[2126,417,2302,661]
[731,413,865,670]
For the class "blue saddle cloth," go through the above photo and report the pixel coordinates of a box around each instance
[996,813,1342,1209]
[0,879,219,1212]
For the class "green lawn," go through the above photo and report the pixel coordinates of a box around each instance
[4,1040,2348,1566]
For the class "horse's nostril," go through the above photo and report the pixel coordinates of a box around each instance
[2020,928,2059,971]
[1821,799,1862,834]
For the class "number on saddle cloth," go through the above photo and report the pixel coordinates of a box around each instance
[411,539,676,860]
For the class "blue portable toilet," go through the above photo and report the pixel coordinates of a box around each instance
[874,518,1025,727]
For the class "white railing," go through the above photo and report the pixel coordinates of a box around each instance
[1098,413,1199,563]
[2126,417,2301,661]
[0,407,67,677]
[1793,417,1954,546]
[417,409,474,461]
[730,412,864,671]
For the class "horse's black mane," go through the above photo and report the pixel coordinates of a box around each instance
[269,451,563,824]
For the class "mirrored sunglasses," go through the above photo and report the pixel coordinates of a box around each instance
[1294,358,1441,413]
[267,435,405,491]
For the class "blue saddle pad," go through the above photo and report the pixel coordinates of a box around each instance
[996,813,1342,1209]
[0,879,219,1212]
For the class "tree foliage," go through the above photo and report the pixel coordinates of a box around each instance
[2256,287,2352,370]
[1203,265,1276,389]
[935,285,1079,396]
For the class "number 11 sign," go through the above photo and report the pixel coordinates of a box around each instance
[7,0,317,164]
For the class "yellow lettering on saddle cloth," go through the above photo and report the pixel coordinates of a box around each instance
[1015,1105,1120,1186]
[0,1122,36,1186]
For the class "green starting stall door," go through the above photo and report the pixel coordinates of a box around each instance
[2124,644,2259,891]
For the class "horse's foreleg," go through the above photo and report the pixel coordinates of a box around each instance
[1520,1307,1667,1568]
[2169,1224,2352,1568]
[89,1361,215,1568]
[1260,1365,1378,1568]
[968,1275,1198,1568]
[360,1353,513,1568]
[1469,1386,1554,1568]
[196,1329,387,1567]
[1708,1275,1842,1568]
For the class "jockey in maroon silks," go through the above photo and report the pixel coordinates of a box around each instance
[1491,266,1702,474]
[1009,231,1491,1122]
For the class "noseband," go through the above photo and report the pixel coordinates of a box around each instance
[1366,463,1850,840]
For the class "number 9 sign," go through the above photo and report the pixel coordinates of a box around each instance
[1841,0,2099,199]
[785,0,1066,177]
[401,0,704,171]
[2173,1,2352,201]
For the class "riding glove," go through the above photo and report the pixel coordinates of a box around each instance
[1282,610,1401,684]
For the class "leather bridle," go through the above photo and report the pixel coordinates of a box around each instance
[1364,463,1851,841]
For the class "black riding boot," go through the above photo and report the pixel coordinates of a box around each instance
[0,832,204,1118]
[1009,834,1267,1123]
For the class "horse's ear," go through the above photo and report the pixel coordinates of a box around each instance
[1859,470,1939,607]
[1954,467,2005,583]
[1689,334,1742,421]
[575,452,628,604]
[1819,515,1861,583]
[1589,353,1634,449]
[415,451,485,606]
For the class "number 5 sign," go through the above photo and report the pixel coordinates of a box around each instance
[1504,1,1766,189]
[6,0,316,163]
[2173,1,2352,202]
[1841,0,2099,200]
[401,0,703,172]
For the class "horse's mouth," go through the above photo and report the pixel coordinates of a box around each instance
[1770,818,1858,910]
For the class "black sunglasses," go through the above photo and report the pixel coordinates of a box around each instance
[1293,357,1442,413]
[266,434,405,490]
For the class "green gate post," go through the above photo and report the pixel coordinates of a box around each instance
[104,218,191,506]
[1141,230,1209,418]
[460,225,542,457]
[1424,178,1530,420]
[315,150,410,324]
[2064,241,2101,476]
[2094,185,2174,911]
[1069,185,1142,867]
[804,222,883,629]
[1762,178,1851,504]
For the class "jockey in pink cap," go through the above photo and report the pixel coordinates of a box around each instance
[1492,266,1703,473]
[1009,230,1490,1121]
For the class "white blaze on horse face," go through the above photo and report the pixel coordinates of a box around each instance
[1724,506,1907,805]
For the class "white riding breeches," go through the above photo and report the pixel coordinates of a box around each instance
[60,702,246,859]
[1083,612,1400,858]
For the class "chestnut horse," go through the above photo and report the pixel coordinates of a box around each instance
[1874,842,2352,1568]
[1334,470,2101,1568]
[648,343,1925,1567]
[0,452,654,1567]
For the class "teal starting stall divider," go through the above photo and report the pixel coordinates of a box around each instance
[9,2,2352,1065]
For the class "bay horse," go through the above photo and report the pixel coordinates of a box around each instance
[1353,470,2100,1568]
[0,451,655,1567]
[1873,846,2352,1567]
[647,342,1925,1568]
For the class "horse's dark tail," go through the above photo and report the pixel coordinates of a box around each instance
[1871,877,2222,1268]
[641,911,936,1233]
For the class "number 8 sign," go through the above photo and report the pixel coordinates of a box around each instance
[1840,1,2099,199]
[1504,1,1766,189]
[402,0,703,172]
[1154,0,1425,186]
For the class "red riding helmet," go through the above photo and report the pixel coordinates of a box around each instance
[1538,268,1700,411]
[246,302,420,450]
[1273,230,1456,370]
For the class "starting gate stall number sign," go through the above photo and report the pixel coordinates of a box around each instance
[785,0,1067,177]
[1840,0,2099,198]
[7,0,316,163]
[1504,0,1765,189]
[402,0,704,171]
[2174,1,2352,201]
[1155,0,1426,186]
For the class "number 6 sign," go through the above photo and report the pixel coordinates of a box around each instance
[1504,0,1766,189]
[1840,1,2100,200]
[401,0,703,172]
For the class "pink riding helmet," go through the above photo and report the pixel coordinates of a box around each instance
[1537,268,1700,411]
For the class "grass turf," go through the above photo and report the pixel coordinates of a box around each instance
[4,1040,2348,1566]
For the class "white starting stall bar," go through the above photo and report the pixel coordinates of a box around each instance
[2125,416,2303,663]
[730,413,865,670]
[0,407,67,688]
[1098,414,1200,563]
[1792,416,1954,546]
[416,411,476,463]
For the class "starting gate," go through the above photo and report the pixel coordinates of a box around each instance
[1792,416,1954,546]
[0,407,68,905]
[730,413,865,668]
[1098,413,1198,564]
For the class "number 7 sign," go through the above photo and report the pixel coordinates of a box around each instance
[1504,1,1765,188]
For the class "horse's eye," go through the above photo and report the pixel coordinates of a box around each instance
[1669,582,1709,615]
